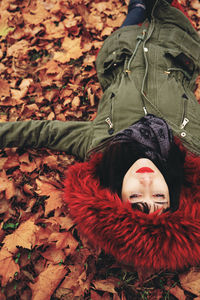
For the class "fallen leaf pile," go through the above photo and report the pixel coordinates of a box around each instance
[0,0,200,299]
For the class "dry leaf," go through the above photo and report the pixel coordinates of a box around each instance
[36,179,64,215]
[0,248,20,286]
[0,171,15,199]
[92,278,118,294]
[166,285,186,300]
[29,263,67,300]
[2,218,39,253]
[41,245,65,263]
[180,268,200,296]
[0,79,10,97]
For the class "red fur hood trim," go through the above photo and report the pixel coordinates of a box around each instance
[64,148,200,271]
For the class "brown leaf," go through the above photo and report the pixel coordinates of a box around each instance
[23,2,49,25]
[29,263,67,300]
[54,36,83,63]
[0,248,20,286]
[36,179,64,216]
[60,265,90,296]
[71,96,80,109]
[41,245,65,263]
[19,153,37,173]
[0,79,10,98]
[165,285,186,300]
[2,218,39,253]
[0,171,15,200]
[180,268,200,296]
[49,231,78,253]
[92,278,118,294]
[43,215,75,230]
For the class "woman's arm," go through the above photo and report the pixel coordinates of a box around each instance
[0,120,92,159]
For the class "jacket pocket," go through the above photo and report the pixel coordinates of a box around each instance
[164,50,195,80]
[98,49,132,91]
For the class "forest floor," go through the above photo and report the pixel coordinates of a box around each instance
[0,0,200,299]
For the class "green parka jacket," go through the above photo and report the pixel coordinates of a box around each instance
[0,0,200,159]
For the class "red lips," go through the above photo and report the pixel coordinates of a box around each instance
[136,167,154,173]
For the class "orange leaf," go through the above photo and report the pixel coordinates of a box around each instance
[29,263,67,300]
[0,79,10,98]
[49,231,78,253]
[180,268,200,296]
[0,248,20,286]
[41,245,65,264]
[22,2,49,25]
[3,218,39,253]
[36,179,64,216]
[60,265,90,296]
[43,216,74,230]
[71,96,80,109]
[166,285,186,300]
[0,171,15,200]
[54,37,83,63]
[92,278,118,294]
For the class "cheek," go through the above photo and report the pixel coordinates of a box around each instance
[121,176,138,202]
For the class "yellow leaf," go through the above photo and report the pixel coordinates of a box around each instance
[0,24,14,37]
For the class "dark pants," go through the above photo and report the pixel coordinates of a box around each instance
[121,1,146,27]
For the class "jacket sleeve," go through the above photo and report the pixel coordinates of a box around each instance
[0,120,93,160]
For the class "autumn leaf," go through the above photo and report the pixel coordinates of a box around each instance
[92,278,118,294]
[59,265,90,297]
[54,37,83,63]
[0,170,15,200]
[36,179,64,216]
[2,218,39,253]
[43,216,75,230]
[41,245,66,264]
[0,79,10,98]
[19,152,37,173]
[180,268,200,296]
[49,231,78,254]
[0,248,20,286]
[165,285,186,300]
[29,263,67,300]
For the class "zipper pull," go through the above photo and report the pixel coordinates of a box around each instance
[180,117,189,129]
[143,106,148,116]
[105,117,114,135]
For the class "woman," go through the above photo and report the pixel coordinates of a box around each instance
[1,0,200,271]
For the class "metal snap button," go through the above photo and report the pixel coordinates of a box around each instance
[114,63,117,66]
[181,132,186,137]
[144,47,148,52]
[108,128,114,135]
[113,51,116,55]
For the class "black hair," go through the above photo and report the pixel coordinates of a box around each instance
[94,140,185,212]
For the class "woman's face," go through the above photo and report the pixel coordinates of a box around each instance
[121,158,170,213]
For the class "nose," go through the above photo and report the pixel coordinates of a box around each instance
[139,174,153,186]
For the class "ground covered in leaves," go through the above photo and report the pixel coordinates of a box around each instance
[0,0,200,299]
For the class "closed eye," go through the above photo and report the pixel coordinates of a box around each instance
[130,194,141,199]
[153,194,165,198]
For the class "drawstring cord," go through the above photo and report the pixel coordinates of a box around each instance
[124,29,147,74]
[124,29,148,115]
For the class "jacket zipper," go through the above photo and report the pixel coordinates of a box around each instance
[180,94,189,129]
[105,117,114,135]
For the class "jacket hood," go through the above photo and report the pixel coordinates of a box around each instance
[63,144,200,272]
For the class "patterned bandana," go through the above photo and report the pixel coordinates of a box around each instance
[111,114,173,163]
